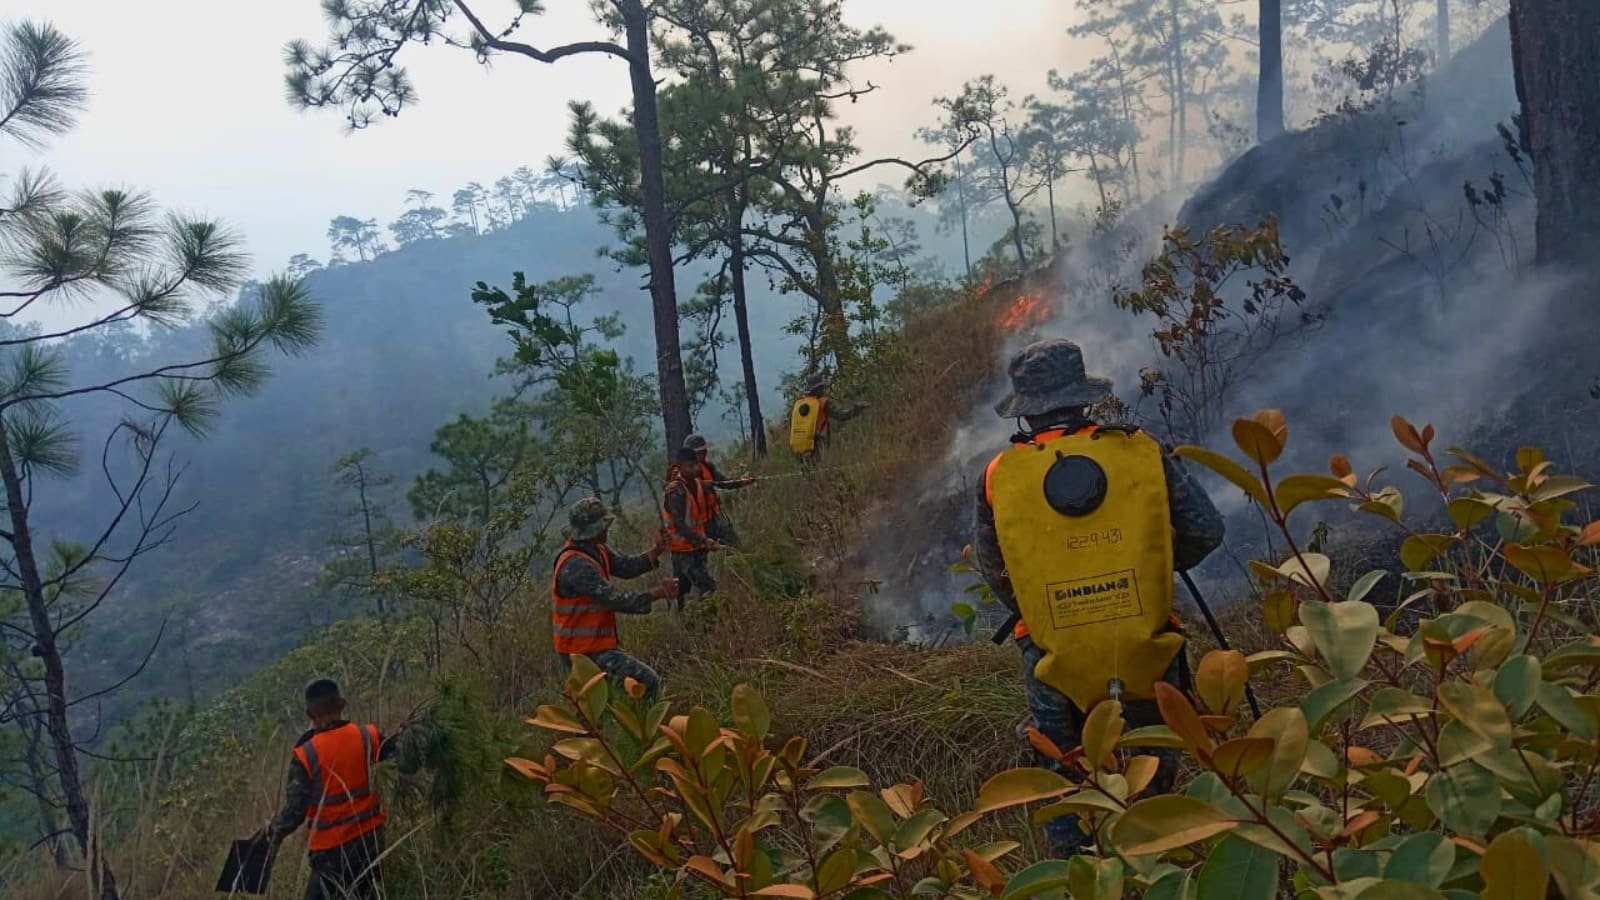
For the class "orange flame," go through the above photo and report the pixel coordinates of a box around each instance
[998,292,1051,333]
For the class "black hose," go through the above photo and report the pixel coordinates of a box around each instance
[1180,570,1263,719]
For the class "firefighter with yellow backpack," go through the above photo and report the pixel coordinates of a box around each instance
[788,377,868,460]
[970,339,1224,859]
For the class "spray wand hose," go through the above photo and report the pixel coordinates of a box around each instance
[1180,570,1263,719]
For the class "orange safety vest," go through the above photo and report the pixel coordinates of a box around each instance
[292,722,386,852]
[698,460,723,519]
[661,475,711,553]
[551,542,619,655]
[982,426,1187,643]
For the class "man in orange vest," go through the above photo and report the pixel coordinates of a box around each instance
[663,448,719,608]
[970,339,1224,858]
[683,433,755,547]
[552,497,679,703]
[262,679,397,899]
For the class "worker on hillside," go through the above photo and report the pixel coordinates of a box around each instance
[788,378,868,461]
[261,679,404,900]
[551,497,679,703]
[971,338,1224,859]
[684,433,755,547]
[663,448,719,607]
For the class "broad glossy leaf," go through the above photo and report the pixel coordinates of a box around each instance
[1547,836,1600,899]
[1503,543,1582,583]
[1110,795,1233,856]
[528,704,588,734]
[1347,569,1389,604]
[1384,832,1454,888]
[1536,682,1599,741]
[847,792,896,845]
[1400,535,1457,573]
[1361,687,1435,730]
[1276,473,1350,515]
[1481,828,1549,900]
[1082,700,1125,771]
[1424,765,1501,839]
[999,859,1071,899]
[1437,681,1513,746]
[1197,834,1279,900]
[1355,882,1448,900]
[806,767,872,790]
[891,807,947,857]
[1209,737,1275,780]
[1232,416,1285,465]
[1447,497,1496,530]
[1066,855,1124,900]
[1195,650,1250,715]
[1174,444,1270,507]
[752,886,815,898]
[1302,678,1369,732]
[1300,600,1379,680]
[1264,588,1298,634]
[731,683,772,739]
[1435,720,1494,767]
[973,768,1073,813]
[1118,724,1186,749]
[1245,707,1308,798]
[1155,682,1214,753]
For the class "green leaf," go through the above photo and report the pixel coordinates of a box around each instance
[1481,828,1549,900]
[731,683,771,739]
[1355,882,1448,900]
[890,807,947,855]
[846,791,897,845]
[1437,681,1514,746]
[1335,849,1383,881]
[1300,600,1379,679]
[1447,497,1496,530]
[1118,725,1186,749]
[1109,795,1233,856]
[1384,832,1455,888]
[1400,534,1457,572]
[806,766,871,790]
[816,848,856,895]
[1424,765,1501,839]
[1361,687,1436,730]
[1197,834,1279,900]
[1174,445,1270,507]
[1275,474,1350,515]
[1301,678,1368,732]
[973,767,1074,813]
[1065,855,1124,900]
[1082,700,1125,770]
[1000,859,1071,899]
[1347,569,1389,604]
[1546,836,1600,899]
[1536,682,1599,741]
[1144,869,1195,900]
[1244,707,1308,799]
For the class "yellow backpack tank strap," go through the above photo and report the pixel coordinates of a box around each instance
[789,395,821,453]
[988,429,1181,709]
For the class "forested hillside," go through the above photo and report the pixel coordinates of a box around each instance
[7,0,1600,897]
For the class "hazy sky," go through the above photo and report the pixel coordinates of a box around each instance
[15,1,1088,301]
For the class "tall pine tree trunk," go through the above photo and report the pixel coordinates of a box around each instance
[0,416,118,899]
[727,191,766,457]
[1509,0,1600,264]
[955,153,972,280]
[1258,0,1285,141]
[1170,0,1188,185]
[1436,0,1451,64]
[621,0,691,451]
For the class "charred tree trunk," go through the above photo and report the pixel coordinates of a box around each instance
[621,0,692,451]
[1257,0,1285,142]
[0,416,118,899]
[1510,0,1600,265]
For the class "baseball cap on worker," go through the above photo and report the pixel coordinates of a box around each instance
[993,338,1113,418]
[684,433,710,452]
[564,497,614,540]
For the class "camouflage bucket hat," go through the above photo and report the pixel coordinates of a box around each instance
[565,497,615,540]
[684,433,710,452]
[993,339,1113,418]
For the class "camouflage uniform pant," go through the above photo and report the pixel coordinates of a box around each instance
[671,550,716,607]
[561,648,661,706]
[1018,636,1191,857]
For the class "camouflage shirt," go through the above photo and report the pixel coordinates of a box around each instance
[971,420,1225,618]
[554,540,660,614]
